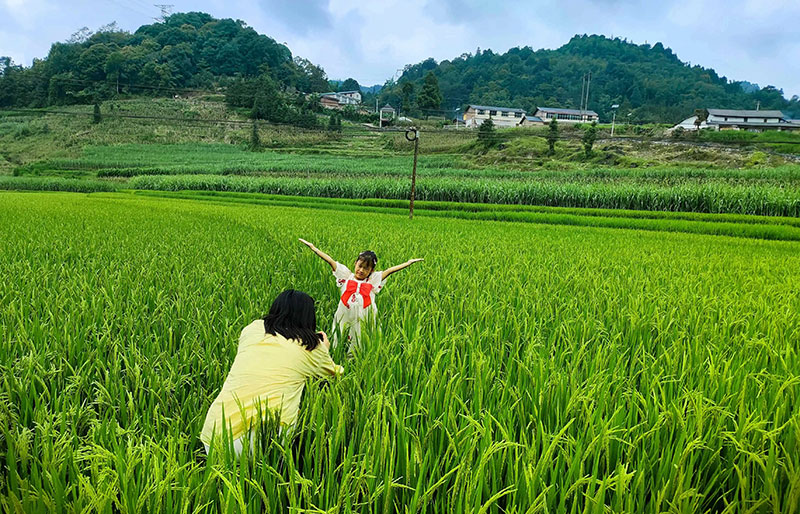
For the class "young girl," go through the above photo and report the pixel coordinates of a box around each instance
[299,238,423,352]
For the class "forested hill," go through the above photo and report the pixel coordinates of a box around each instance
[378,35,800,123]
[0,12,329,107]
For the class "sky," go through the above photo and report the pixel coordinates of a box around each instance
[1,0,798,99]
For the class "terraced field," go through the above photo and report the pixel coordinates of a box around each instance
[1,191,798,512]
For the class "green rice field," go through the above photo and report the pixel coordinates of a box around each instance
[1,191,799,513]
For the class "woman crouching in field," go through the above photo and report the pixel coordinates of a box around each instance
[200,290,343,455]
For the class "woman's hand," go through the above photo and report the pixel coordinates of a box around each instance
[318,331,330,349]
[299,238,316,250]
[407,258,424,265]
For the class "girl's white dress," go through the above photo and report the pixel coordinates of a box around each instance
[332,262,384,350]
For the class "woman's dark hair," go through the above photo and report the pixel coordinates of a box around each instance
[263,290,322,351]
[357,250,378,270]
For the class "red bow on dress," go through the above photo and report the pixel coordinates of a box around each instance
[341,280,373,308]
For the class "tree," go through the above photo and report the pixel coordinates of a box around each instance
[477,117,496,150]
[250,120,261,150]
[104,51,126,94]
[546,117,558,155]
[327,112,341,132]
[416,71,442,116]
[251,92,270,120]
[582,121,597,157]
[340,78,360,92]
[400,81,414,115]
[693,108,708,130]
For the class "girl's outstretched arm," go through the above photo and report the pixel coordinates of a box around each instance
[381,258,424,281]
[299,239,337,271]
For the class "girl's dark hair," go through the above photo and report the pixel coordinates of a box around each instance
[263,290,322,351]
[357,250,378,270]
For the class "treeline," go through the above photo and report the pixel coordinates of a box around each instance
[379,35,800,123]
[0,12,330,107]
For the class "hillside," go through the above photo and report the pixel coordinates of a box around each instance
[0,12,329,108]
[378,35,800,123]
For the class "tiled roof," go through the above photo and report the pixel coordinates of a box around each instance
[707,109,784,118]
[469,105,526,114]
[536,106,599,116]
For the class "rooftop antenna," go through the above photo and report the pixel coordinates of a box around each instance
[154,4,173,22]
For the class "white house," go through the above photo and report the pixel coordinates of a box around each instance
[464,105,525,128]
[672,109,800,132]
[319,90,362,110]
[534,107,599,123]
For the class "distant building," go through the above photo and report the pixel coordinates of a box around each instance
[320,95,342,110]
[464,105,525,128]
[380,104,396,127]
[673,109,800,132]
[519,114,545,127]
[534,107,599,123]
[318,90,362,110]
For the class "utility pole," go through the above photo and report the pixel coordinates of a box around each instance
[584,71,592,120]
[610,104,619,137]
[405,128,419,219]
[580,74,586,113]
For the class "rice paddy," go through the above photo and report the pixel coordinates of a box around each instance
[1,191,798,513]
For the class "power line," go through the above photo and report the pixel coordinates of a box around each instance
[104,0,153,19]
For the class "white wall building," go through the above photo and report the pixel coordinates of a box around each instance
[534,107,599,123]
[464,105,525,128]
[672,109,800,132]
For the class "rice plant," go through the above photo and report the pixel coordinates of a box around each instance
[128,174,800,216]
[1,191,799,513]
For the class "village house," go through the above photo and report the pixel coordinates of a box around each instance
[672,109,800,132]
[519,114,545,127]
[534,107,599,123]
[464,105,525,128]
[318,90,362,110]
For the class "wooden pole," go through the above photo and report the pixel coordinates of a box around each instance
[409,129,419,219]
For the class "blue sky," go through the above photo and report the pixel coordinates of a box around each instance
[1,0,798,99]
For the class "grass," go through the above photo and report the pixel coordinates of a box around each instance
[131,190,800,241]
[126,173,800,216]
[0,176,119,193]
[1,191,798,512]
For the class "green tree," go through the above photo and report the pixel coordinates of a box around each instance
[416,71,442,116]
[340,78,361,92]
[547,118,558,155]
[327,113,342,132]
[582,121,597,157]
[77,44,114,82]
[477,117,496,150]
[400,81,414,115]
[250,120,261,150]
[104,51,126,94]
[694,108,708,130]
